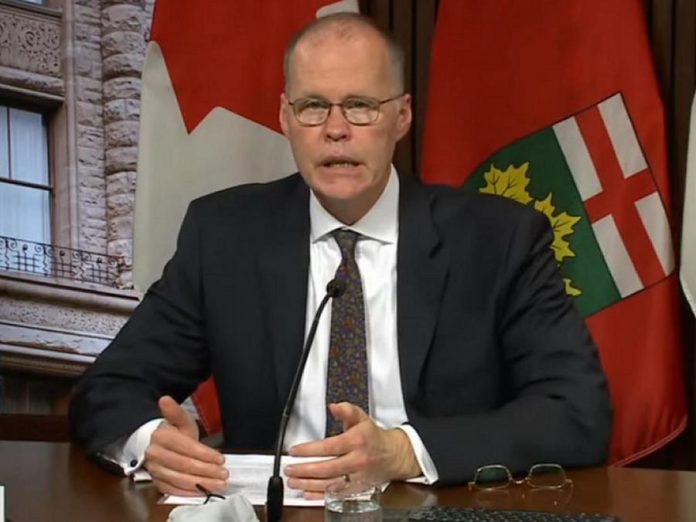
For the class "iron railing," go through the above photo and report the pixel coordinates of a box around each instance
[0,236,124,287]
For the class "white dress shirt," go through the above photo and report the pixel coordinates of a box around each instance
[286,167,437,483]
[112,167,438,484]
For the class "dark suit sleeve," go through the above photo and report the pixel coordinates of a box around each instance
[409,209,612,484]
[69,202,211,455]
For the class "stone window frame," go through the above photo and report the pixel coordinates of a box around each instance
[0,0,79,255]
[1,0,61,12]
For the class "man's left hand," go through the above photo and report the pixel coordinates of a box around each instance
[283,402,421,499]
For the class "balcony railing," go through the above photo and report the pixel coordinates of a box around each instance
[0,236,123,287]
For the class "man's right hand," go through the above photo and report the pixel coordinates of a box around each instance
[144,395,229,496]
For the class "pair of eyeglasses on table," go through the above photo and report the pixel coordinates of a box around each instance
[195,483,225,504]
[383,464,621,522]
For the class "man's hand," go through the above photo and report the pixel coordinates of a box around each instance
[283,402,421,498]
[144,396,228,496]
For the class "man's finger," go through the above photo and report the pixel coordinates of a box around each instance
[158,395,198,439]
[145,442,228,478]
[286,476,337,494]
[303,491,327,501]
[328,402,368,431]
[148,461,227,495]
[285,454,353,479]
[150,423,225,464]
[289,433,347,458]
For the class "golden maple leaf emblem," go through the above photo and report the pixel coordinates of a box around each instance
[480,163,583,297]
[564,278,582,297]
[480,163,533,205]
[533,194,581,264]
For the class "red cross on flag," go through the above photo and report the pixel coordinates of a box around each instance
[554,93,674,298]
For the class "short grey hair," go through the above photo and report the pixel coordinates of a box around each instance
[283,12,405,95]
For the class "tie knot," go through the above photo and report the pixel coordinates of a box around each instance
[331,229,359,260]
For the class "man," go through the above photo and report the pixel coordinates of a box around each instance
[70,13,612,499]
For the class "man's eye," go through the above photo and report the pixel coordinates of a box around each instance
[343,98,375,110]
[299,99,328,111]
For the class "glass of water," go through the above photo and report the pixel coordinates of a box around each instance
[325,479,382,522]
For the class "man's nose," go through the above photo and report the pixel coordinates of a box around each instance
[324,104,350,141]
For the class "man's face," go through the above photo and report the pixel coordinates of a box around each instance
[279,27,412,223]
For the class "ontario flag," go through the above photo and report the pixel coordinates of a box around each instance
[134,0,359,434]
[422,0,687,464]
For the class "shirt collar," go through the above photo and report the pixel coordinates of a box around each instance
[309,165,399,244]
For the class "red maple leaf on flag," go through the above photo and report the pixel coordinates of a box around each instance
[150,0,330,133]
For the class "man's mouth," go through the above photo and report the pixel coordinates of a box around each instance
[320,157,360,169]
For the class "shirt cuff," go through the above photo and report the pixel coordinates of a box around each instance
[101,418,164,477]
[395,424,439,485]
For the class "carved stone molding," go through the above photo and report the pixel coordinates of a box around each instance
[0,344,93,378]
[0,63,63,97]
[0,306,122,344]
[0,2,63,96]
[0,273,138,375]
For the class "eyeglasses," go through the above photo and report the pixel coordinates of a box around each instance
[196,483,226,504]
[467,464,573,491]
[287,95,403,126]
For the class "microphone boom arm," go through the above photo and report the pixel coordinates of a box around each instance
[266,279,344,522]
[272,288,333,476]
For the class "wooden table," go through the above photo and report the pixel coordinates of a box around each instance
[1,441,695,521]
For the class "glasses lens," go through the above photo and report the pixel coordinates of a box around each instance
[473,465,511,489]
[293,98,329,125]
[343,98,379,125]
[527,464,568,489]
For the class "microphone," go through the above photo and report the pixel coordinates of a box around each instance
[266,278,346,522]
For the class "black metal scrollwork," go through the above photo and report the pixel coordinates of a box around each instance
[0,235,123,287]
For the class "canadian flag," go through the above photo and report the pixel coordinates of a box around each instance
[134,0,359,433]
[134,0,359,292]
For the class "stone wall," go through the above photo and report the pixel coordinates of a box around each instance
[101,0,149,287]
[73,0,108,255]
[0,0,153,416]
[0,0,155,284]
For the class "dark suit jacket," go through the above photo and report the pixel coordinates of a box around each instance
[69,173,612,484]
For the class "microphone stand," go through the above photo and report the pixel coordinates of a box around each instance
[266,279,345,522]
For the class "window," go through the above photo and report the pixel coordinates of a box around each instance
[0,104,52,245]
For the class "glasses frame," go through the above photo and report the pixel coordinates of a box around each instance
[195,483,226,504]
[467,463,573,492]
[287,94,403,126]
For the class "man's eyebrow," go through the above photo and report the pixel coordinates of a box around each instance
[292,93,378,100]
[287,92,327,101]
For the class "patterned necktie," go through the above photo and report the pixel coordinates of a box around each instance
[325,229,369,437]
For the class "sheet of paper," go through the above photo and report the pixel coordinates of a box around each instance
[162,454,328,506]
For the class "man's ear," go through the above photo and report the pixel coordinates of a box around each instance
[279,93,290,137]
[395,94,413,140]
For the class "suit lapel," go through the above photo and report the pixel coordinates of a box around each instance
[397,177,449,402]
[259,175,311,406]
